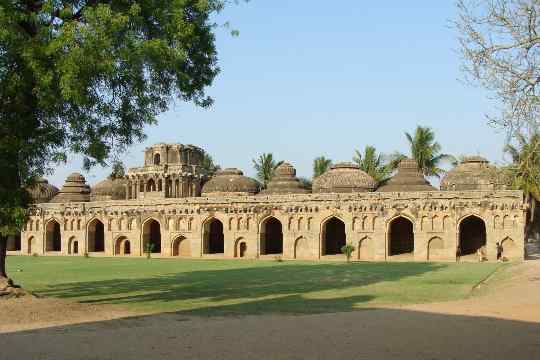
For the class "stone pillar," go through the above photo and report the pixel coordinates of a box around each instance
[162,176,168,198]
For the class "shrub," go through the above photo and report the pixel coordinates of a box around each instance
[145,243,155,259]
[341,244,356,263]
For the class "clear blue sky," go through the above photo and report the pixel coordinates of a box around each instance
[50,0,507,187]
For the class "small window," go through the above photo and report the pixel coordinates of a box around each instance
[154,153,161,165]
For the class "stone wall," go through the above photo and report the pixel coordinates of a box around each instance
[17,190,526,262]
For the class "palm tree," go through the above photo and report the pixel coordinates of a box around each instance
[201,153,221,180]
[353,146,393,183]
[504,130,540,238]
[313,156,332,178]
[252,153,282,189]
[405,126,453,178]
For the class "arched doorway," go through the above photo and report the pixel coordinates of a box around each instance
[172,236,190,257]
[427,237,444,261]
[146,179,156,192]
[87,219,105,252]
[68,237,78,255]
[46,220,62,252]
[459,215,486,258]
[234,238,247,258]
[294,237,310,259]
[322,217,346,255]
[204,219,224,254]
[114,236,131,255]
[142,219,161,254]
[27,237,34,255]
[358,237,373,261]
[388,217,414,257]
[261,217,283,255]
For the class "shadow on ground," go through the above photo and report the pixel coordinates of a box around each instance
[35,262,456,315]
[1,306,539,360]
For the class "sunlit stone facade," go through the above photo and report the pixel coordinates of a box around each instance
[13,145,526,262]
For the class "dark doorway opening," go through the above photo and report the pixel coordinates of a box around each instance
[206,219,224,254]
[459,216,486,256]
[262,217,283,255]
[389,217,414,256]
[323,217,346,255]
[46,220,62,252]
[88,219,105,252]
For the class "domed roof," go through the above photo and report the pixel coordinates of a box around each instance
[377,158,436,192]
[313,162,377,193]
[441,156,507,191]
[91,177,127,201]
[261,163,310,195]
[50,172,91,203]
[202,168,259,196]
[27,178,59,203]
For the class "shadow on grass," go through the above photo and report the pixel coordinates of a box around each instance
[35,261,452,316]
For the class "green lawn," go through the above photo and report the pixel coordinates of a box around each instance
[7,256,506,316]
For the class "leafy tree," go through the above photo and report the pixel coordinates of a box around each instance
[109,160,126,180]
[503,130,540,238]
[456,0,540,134]
[404,126,453,178]
[353,146,393,183]
[313,156,332,178]
[252,153,282,189]
[201,152,221,180]
[0,0,241,282]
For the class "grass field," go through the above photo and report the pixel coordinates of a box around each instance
[6,256,506,316]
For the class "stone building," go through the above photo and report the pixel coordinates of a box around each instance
[11,143,526,262]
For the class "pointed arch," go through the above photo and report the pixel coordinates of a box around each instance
[427,236,444,261]
[234,237,247,258]
[68,236,79,255]
[388,216,415,257]
[203,218,224,254]
[294,236,310,259]
[172,235,190,257]
[321,216,346,256]
[358,236,374,261]
[87,218,105,252]
[142,218,162,254]
[45,219,62,252]
[27,236,35,255]
[260,217,283,255]
[501,237,519,259]
[458,215,487,257]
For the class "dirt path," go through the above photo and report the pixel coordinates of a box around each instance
[1,261,540,360]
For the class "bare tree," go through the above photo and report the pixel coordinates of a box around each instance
[456,0,540,134]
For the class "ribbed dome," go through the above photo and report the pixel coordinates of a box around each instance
[261,163,310,195]
[313,162,377,193]
[441,156,507,191]
[50,172,91,203]
[91,177,127,201]
[377,158,435,192]
[202,168,259,196]
[27,178,59,203]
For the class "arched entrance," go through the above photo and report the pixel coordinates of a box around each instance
[427,237,444,261]
[172,236,190,257]
[388,217,414,257]
[142,219,161,254]
[204,219,224,254]
[115,237,131,255]
[234,238,247,258]
[68,237,79,255]
[27,237,34,255]
[322,217,346,255]
[459,215,486,258]
[358,237,373,261]
[87,219,105,252]
[294,237,310,259]
[46,220,62,252]
[260,217,283,255]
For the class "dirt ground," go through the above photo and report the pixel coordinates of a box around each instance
[1,261,540,360]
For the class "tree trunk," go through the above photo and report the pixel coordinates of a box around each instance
[0,233,7,279]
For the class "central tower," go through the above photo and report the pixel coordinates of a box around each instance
[125,143,205,199]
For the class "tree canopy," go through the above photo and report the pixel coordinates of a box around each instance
[0,0,241,280]
[353,146,394,183]
[313,156,332,178]
[404,126,453,178]
[456,0,540,134]
[252,153,282,189]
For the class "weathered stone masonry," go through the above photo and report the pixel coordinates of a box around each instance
[11,144,526,262]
